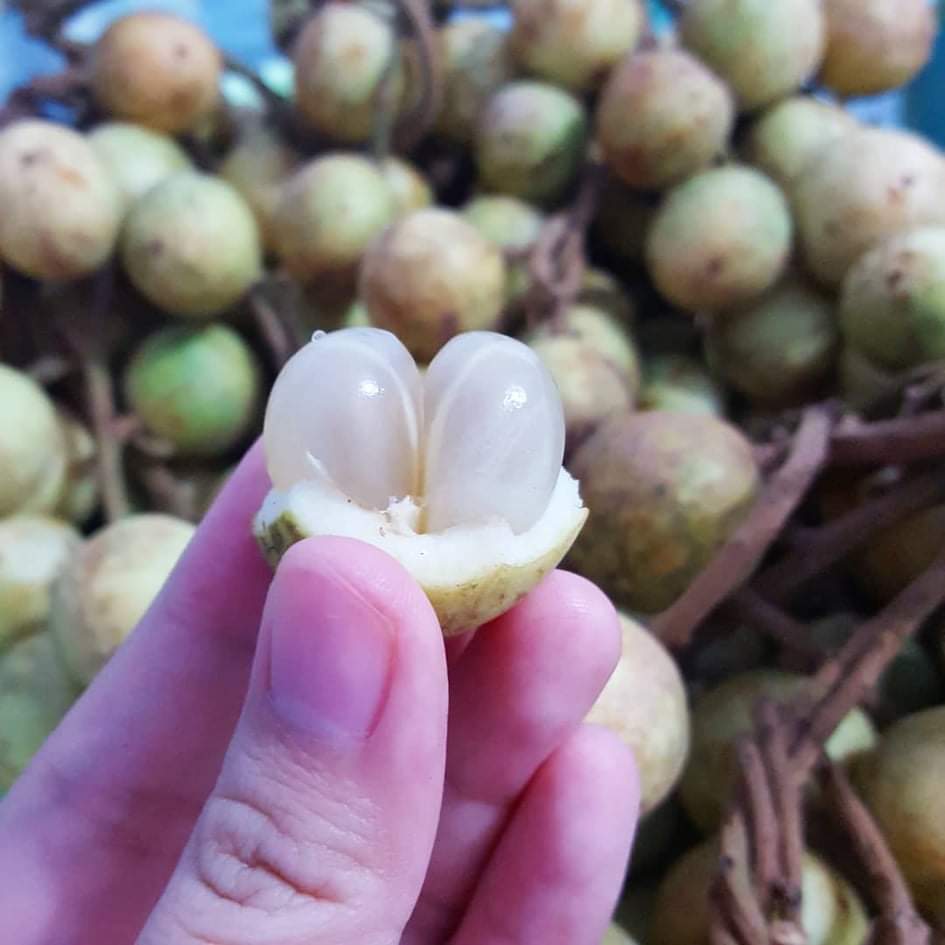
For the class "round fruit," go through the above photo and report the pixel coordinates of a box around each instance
[54,410,98,526]
[510,0,643,92]
[646,165,792,312]
[840,226,945,372]
[680,0,826,112]
[50,514,195,686]
[90,12,221,133]
[705,276,838,406]
[378,157,433,217]
[744,95,857,190]
[639,353,725,417]
[597,49,734,190]
[293,2,402,143]
[820,0,936,97]
[568,411,758,613]
[680,670,877,832]
[0,517,80,651]
[586,613,690,813]
[120,171,262,318]
[359,208,506,362]
[87,121,191,210]
[0,120,122,280]
[476,81,588,205]
[854,706,945,925]
[0,366,68,518]
[794,127,945,288]
[578,268,636,325]
[273,154,395,290]
[838,346,899,411]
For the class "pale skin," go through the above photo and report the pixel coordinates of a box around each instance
[0,442,639,944]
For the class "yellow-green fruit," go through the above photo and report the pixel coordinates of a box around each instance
[586,614,690,814]
[744,95,857,191]
[0,517,80,651]
[680,0,826,112]
[650,839,868,945]
[0,120,122,280]
[90,12,221,134]
[794,128,945,288]
[854,706,945,926]
[0,366,68,518]
[640,353,725,417]
[50,514,195,686]
[646,165,792,312]
[578,269,635,326]
[54,410,98,526]
[568,411,759,613]
[378,157,434,217]
[121,171,262,318]
[0,632,78,791]
[87,121,192,210]
[476,81,588,205]
[273,154,395,289]
[511,0,643,92]
[124,324,261,458]
[293,2,403,143]
[680,670,877,833]
[820,0,936,97]
[597,49,734,190]
[359,208,506,362]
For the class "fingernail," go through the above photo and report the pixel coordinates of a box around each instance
[267,563,393,738]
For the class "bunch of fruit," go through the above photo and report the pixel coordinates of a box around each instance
[1,0,945,941]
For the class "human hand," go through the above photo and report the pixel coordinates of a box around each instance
[0,443,639,945]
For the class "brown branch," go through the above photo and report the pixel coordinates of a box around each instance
[10,0,90,41]
[394,0,443,152]
[712,813,770,945]
[725,590,821,664]
[249,285,300,368]
[829,410,945,467]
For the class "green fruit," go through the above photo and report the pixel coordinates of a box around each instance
[646,165,792,312]
[476,81,588,205]
[597,49,734,190]
[0,366,68,518]
[54,410,99,526]
[87,121,192,210]
[794,127,945,288]
[121,171,262,318]
[840,226,945,372]
[511,0,643,92]
[680,0,826,112]
[639,353,725,417]
[568,411,759,613]
[0,631,78,791]
[378,157,434,217]
[0,120,122,280]
[359,208,507,362]
[124,324,261,458]
[838,346,899,411]
[680,670,877,833]
[705,276,838,406]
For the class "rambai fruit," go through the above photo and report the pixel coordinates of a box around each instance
[377,157,434,217]
[639,353,725,417]
[54,410,98,526]
[255,328,587,635]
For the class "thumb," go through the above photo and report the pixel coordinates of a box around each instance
[137,537,449,945]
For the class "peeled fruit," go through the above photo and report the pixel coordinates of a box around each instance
[597,49,734,190]
[794,127,945,288]
[124,324,261,458]
[0,632,77,791]
[511,0,643,92]
[639,353,725,417]
[744,95,857,191]
[255,328,586,635]
[646,165,792,312]
[54,410,98,526]
[87,122,192,210]
[90,12,221,134]
[567,411,758,613]
[680,670,877,833]
[705,276,838,406]
[586,614,690,813]
[840,226,945,372]
[0,517,80,651]
[476,81,588,205]
[120,171,262,318]
[0,120,122,280]
[854,706,945,925]
[820,0,936,97]
[274,154,395,290]
[650,839,868,945]
[378,157,433,217]
[679,0,826,112]
[293,2,402,143]
[0,365,68,518]
[50,514,195,686]
[359,208,507,362]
